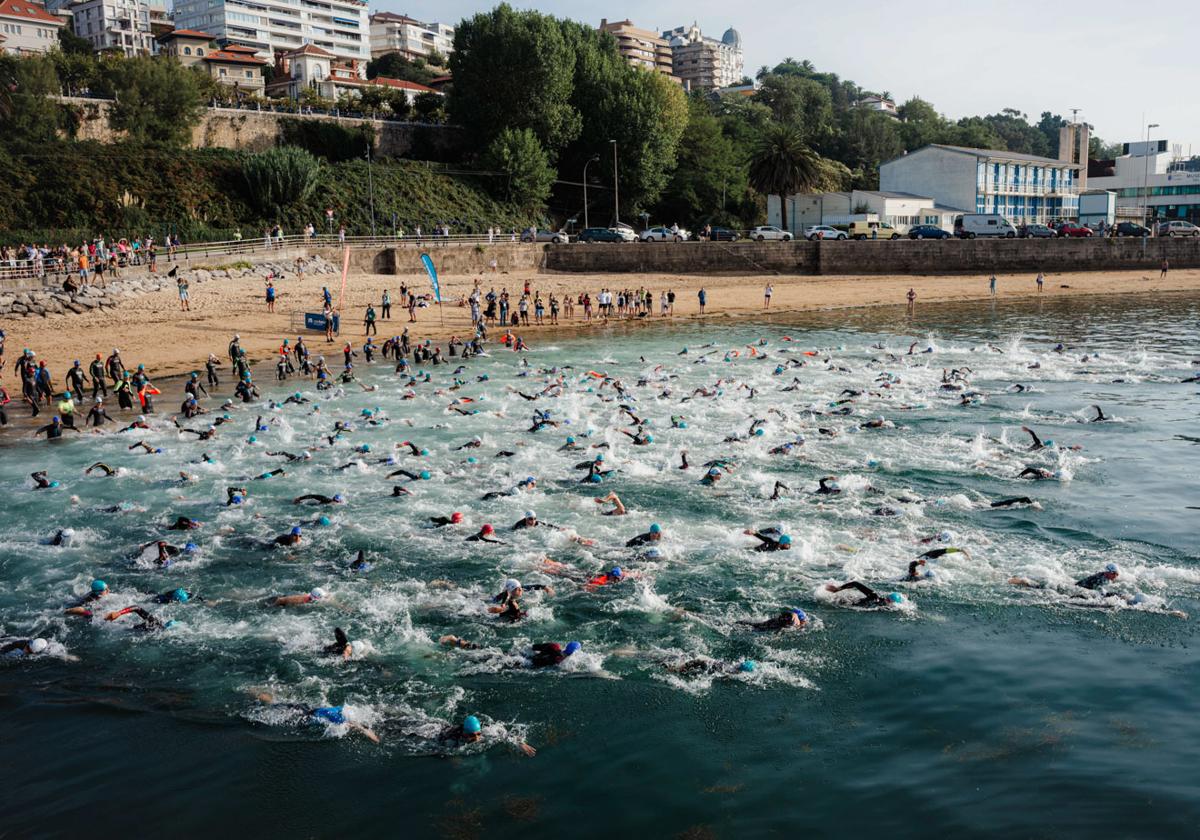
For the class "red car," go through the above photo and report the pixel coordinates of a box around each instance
[1055,222,1093,238]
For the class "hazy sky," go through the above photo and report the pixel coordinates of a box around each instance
[376,0,1200,156]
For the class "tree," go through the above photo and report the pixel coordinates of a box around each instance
[448,4,580,154]
[896,97,944,150]
[654,97,749,227]
[481,127,554,210]
[980,109,1050,156]
[0,54,66,144]
[754,75,834,147]
[365,52,436,85]
[57,27,93,56]
[426,49,448,68]
[836,108,903,187]
[412,92,445,122]
[748,121,822,232]
[1036,111,1066,157]
[98,56,204,146]
[241,146,321,218]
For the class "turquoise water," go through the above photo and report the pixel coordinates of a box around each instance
[3,294,1199,837]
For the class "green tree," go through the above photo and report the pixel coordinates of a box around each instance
[946,116,1004,151]
[412,92,445,122]
[448,4,580,153]
[481,127,555,210]
[426,49,448,68]
[241,146,321,218]
[0,54,65,144]
[748,121,822,232]
[98,56,204,146]
[980,108,1050,156]
[57,27,94,56]
[1036,111,1066,157]
[896,97,944,150]
[366,52,436,85]
[836,108,903,187]
[654,98,748,227]
[754,75,833,146]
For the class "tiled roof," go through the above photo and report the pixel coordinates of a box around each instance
[366,76,436,93]
[158,28,214,40]
[0,0,62,25]
[203,49,267,66]
[282,43,335,57]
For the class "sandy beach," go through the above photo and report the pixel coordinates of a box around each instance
[2,264,1197,384]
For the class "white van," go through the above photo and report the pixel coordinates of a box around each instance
[954,214,1017,239]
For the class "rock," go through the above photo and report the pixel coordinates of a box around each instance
[29,304,45,315]
[66,302,85,314]
[11,302,27,313]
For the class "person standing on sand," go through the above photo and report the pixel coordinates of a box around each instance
[1161,258,1169,279]
[698,287,707,315]
[265,280,277,313]
[176,271,190,312]
[764,284,773,309]
[906,288,916,311]
[364,304,377,336]
[668,289,675,315]
[1036,272,1044,293]
[381,290,391,320]
[989,275,997,296]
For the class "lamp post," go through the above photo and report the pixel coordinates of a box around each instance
[1142,122,1159,231]
[582,154,600,230]
[610,139,620,226]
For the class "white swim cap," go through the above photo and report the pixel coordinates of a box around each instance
[1105,563,1119,574]
[29,638,49,654]
[524,510,536,519]
[310,588,327,600]
[504,578,521,592]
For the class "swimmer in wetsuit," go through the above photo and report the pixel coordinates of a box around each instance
[736,608,807,631]
[293,493,345,506]
[65,579,110,618]
[253,693,380,743]
[466,524,503,543]
[1088,405,1108,422]
[1018,466,1055,480]
[626,523,662,547]
[744,528,792,552]
[594,492,627,516]
[324,627,353,659]
[85,462,115,476]
[429,512,464,527]
[990,496,1039,509]
[816,477,841,495]
[104,606,172,632]
[167,516,200,531]
[825,581,904,608]
[272,526,303,547]
[665,657,758,676]
[1,637,50,657]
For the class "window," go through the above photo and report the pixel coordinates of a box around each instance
[245,70,254,78]
[184,46,192,54]
[219,67,227,76]
[197,48,204,55]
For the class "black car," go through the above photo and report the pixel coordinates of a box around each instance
[907,225,951,240]
[578,227,625,243]
[1115,222,1150,237]
[707,226,741,242]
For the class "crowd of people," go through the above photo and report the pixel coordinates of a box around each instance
[0,236,182,283]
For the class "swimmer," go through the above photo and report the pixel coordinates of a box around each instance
[324,627,353,660]
[137,540,182,567]
[253,693,379,743]
[152,587,197,604]
[664,657,758,677]
[1009,562,1121,594]
[167,516,201,531]
[626,523,662,547]
[270,588,326,607]
[1088,405,1108,422]
[255,468,286,481]
[825,581,905,608]
[436,715,535,757]
[512,510,559,531]
[918,547,970,562]
[429,512,464,527]
[348,550,373,572]
[816,477,841,495]
[678,450,689,470]
[1018,466,1055,480]
[104,606,172,632]
[293,493,346,506]
[389,485,412,497]
[1020,426,1052,451]
[594,492,627,516]
[35,416,81,439]
[526,641,580,668]
[1,637,50,657]
[769,481,790,501]
[466,524,504,544]
[586,566,632,587]
[272,526,303,547]
[85,462,116,476]
[487,578,553,621]
[990,496,1040,509]
[744,528,792,552]
[454,436,483,450]
[266,451,312,462]
[736,608,807,631]
[904,559,928,581]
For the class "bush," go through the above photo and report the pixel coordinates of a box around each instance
[279,117,376,162]
[480,128,555,211]
[241,146,321,218]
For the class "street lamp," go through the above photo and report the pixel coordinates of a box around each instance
[582,154,600,230]
[610,139,620,227]
[1142,122,1160,231]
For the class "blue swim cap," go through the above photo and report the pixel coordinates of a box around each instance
[173,588,189,603]
[291,526,302,536]
[419,470,431,480]
[564,641,581,656]
[792,609,808,621]
[358,444,370,453]
[754,428,765,436]
[295,392,302,400]
[313,706,346,725]
[887,592,904,604]
[49,481,60,488]
[610,567,623,579]
[590,473,602,483]
[566,436,576,444]
[420,449,429,456]
[232,495,244,505]
[740,660,757,673]
[467,457,477,464]
[361,408,372,417]
[678,421,688,429]
[333,494,345,503]
[649,523,662,534]
[92,579,107,592]
[644,434,654,443]
[163,620,178,629]
[525,476,536,484]
[247,436,257,444]
[644,547,662,559]
[318,516,331,526]
[463,715,482,735]
[1043,439,1054,447]
[595,454,604,462]
[184,542,198,553]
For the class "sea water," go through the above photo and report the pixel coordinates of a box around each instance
[2,293,1198,837]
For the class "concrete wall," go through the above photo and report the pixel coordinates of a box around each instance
[543,237,1200,276]
[63,98,463,158]
[311,243,547,276]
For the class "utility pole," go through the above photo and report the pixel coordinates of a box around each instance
[583,154,600,229]
[610,140,620,226]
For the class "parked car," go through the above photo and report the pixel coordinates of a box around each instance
[907,224,951,240]
[804,225,847,241]
[639,225,690,242]
[1157,220,1200,237]
[520,229,571,244]
[954,214,1018,238]
[750,225,793,242]
[707,226,741,242]
[610,222,639,242]
[1020,223,1056,238]
[578,227,626,243]
[1055,222,1093,238]
[1114,222,1150,237]
[848,220,901,240]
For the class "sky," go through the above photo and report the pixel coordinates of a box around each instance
[373,0,1200,157]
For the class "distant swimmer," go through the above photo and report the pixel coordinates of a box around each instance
[664,657,757,677]
[324,627,353,659]
[293,493,346,505]
[254,693,379,743]
[1010,563,1120,594]
[104,606,174,632]
[918,547,969,562]
[167,516,201,531]
[1018,466,1056,480]
[65,579,110,618]
[270,588,326,607]
[990,496,1041,509]
[488,578,553,621]
[466,524,504,544]
[272,526,303,547]
[1088,405,1108,422]
[594,492,627,516]
[743,527,792,552]
[825,581,905,608]
[429,512,464,527]
[435,715,536,757]
[1,637,50,657]
[1021,426,1048,450]
[904,559,929,581]
[626,523,662,547]
[85,462,116,476]
[769,481,790,500]
[152,588,197,604]
[736,608,807,631]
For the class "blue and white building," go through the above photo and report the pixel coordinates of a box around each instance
[880,144,1081,225]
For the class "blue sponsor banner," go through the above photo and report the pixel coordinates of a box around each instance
[420,252,440,303]
[304,312,339,331]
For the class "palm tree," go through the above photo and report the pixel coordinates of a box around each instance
[748,122,822,234]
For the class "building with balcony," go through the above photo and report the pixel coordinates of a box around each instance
[0,0,64,55]
[857,95,898,118]
[70,0,153,55]
[880,144,1082,225]
[368,11,452,62]
[203,42,267,94]
[598,18,673,77]
[173,0,369,70]
[662,23,742,90]
[264,42,365,99]
[1087,139,1200,227]
[156,27,214,65]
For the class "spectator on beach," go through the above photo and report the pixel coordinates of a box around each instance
[698,287,707,315]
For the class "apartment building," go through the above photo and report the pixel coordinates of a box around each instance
[70,0,154,55]
[173,0,369,69]
[598,18,673,77]
[368,11,452,61]
[1088,139,1200,227]
[0,0,64,55]
[662,22,742,90]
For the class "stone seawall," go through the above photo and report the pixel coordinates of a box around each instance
[543,237,1200,276]
[312,243,547,276]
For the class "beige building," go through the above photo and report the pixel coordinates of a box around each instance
[156,27,214,64]
[69,0,154,55]
[368,11,452,61]
[0,0,64,55]
[598,18,672,77]
[662,23,743,90]
[203,43,267,94]
[265,43,365,100]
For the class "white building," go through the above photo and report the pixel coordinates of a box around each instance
[264,42,367,99]
[662,23,743,90]
[768,190,967,235]
[0,0,64,55]
[368,12,452,62]
[1087,139,1200,228]
[70,0,153,55]
[173,0,369,69]
[857,95,898,118]
[880,144,1081,226]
